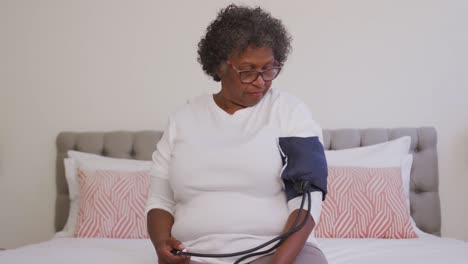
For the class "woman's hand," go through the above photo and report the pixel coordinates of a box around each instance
[155,237,190,264]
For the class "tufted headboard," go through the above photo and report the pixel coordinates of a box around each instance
[55,127,441,236]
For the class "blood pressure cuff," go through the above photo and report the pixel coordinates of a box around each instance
[278,136,328,201]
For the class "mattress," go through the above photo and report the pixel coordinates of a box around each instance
[1,233,467,264]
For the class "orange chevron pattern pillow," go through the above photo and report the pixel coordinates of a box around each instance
[315,167,418,238]
[74,168,150,238]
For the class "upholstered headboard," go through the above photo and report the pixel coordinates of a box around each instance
[55,127,441,236]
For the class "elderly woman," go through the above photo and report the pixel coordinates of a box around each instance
[146,4,328,264]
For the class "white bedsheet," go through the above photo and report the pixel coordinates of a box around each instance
[1,233,467,264]
[320,233,468,264]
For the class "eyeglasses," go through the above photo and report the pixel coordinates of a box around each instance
[227,61,282,84]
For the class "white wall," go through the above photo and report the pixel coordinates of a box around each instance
[1,0,467,249]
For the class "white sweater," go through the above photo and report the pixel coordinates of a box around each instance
[145,88,324,264]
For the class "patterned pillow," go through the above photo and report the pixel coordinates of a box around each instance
[315,167,418,238]
[74,168,150,238]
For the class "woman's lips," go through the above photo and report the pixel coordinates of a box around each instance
[247,91,263,97]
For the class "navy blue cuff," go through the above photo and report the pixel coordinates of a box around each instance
[278,136,328,201]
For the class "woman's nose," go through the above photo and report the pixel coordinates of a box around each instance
[252,73,266,87]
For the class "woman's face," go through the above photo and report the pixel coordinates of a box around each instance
[218,46,278,108]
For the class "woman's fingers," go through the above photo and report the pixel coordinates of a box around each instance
[166,238,185,251]
[157,237,189,264]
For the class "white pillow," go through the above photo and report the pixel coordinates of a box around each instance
[55,151,153,237]
[325,136,411,165]
[324,136,424,234]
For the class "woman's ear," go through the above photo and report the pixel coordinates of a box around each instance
[216,63,227,80]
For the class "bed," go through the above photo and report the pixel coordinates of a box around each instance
[1,127,467,264]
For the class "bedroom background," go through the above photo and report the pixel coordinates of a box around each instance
[0,0,467,249]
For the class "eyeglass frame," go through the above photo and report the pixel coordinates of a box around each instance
[226,60,283,84]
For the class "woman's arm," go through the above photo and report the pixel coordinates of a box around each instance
[274,99,326,263]
[272,208,315,264]
[146,117,188,263]
[147,209,190,264]
[147,209,174,249]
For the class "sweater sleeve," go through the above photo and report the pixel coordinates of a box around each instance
[145,118,176,216]
[283,100,325,226]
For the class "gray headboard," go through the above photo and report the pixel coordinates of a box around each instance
[56,127,441,236]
